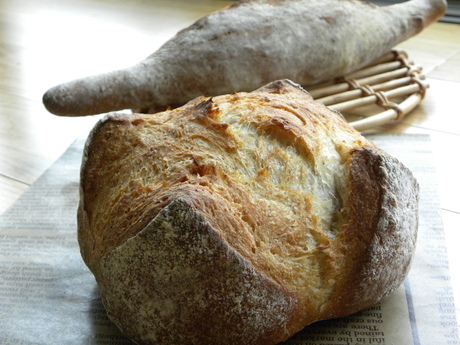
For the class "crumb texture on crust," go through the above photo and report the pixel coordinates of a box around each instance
[79,81,365,294]
[78,80,419,345]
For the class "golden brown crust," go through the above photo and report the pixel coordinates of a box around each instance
[78,80,419,344]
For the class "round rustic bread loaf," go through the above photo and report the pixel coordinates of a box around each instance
[78,79,419,345]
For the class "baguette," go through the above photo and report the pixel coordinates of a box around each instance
[43,0,446,116]
[78,80,419,345]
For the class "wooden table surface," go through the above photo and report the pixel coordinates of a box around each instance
[1,0,459,330]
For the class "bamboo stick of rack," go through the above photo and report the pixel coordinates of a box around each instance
[307,50,428,131]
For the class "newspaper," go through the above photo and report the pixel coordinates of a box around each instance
[0,133,458,345]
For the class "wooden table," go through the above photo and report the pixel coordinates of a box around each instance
[1,0,459,332]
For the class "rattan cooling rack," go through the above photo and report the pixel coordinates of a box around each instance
[307,50,428,131]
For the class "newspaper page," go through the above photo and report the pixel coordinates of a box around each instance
[0,133,458,345]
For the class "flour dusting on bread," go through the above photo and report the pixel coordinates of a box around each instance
[78,80,419,345]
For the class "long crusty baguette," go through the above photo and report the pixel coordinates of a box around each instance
[43,0,446,116]
[78,80,419,345]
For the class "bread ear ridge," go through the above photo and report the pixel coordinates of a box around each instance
[321,146,419,319]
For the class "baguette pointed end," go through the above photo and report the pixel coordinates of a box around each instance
[43,84,95,117]
[42,71,138,117]
[43,86,70,116]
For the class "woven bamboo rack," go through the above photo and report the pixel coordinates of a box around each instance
[306,50,428,131]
